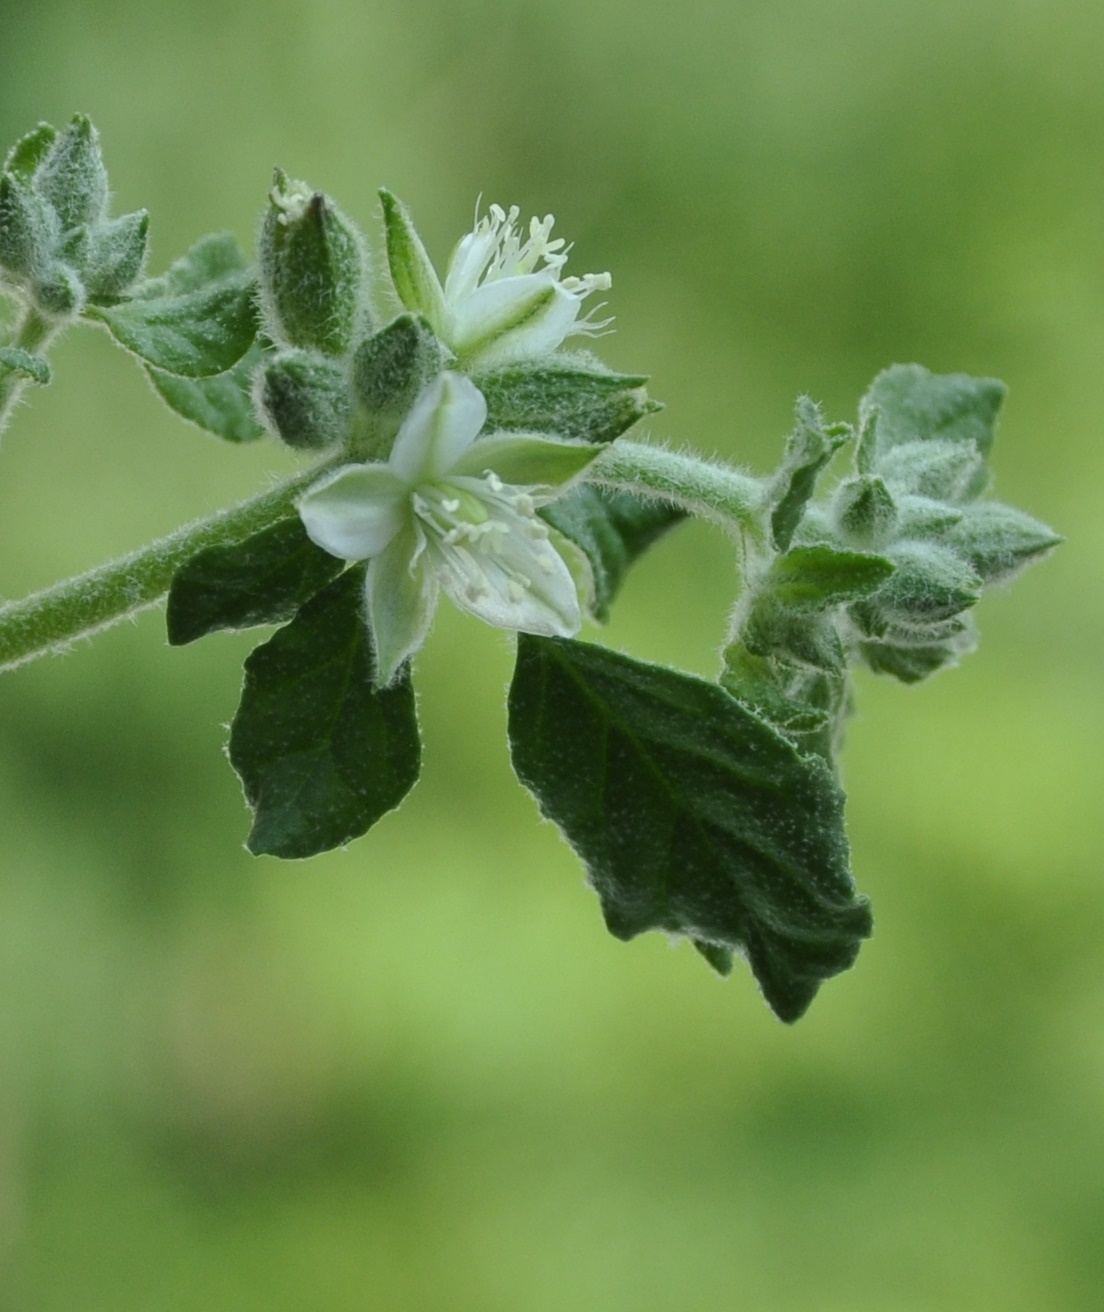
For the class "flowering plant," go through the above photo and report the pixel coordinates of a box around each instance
[0,116,1059,1021]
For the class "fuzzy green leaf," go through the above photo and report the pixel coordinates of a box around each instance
[167,517,345,645]
[860,364,1005,499]
[88,233,258,377]
[475,361,660,445]
[228,567,420,859]
[766,545,895,611]
[508,636,872,1022]
[540,485,685,622]
[769,398,850,551]
[145,342,267,443]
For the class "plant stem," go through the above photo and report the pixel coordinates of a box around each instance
[0,457,342,674]
[588,440,769,538]
[0,305,58,437]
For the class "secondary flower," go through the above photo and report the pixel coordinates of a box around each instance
[298,372,598,683]
[381,191,612,369]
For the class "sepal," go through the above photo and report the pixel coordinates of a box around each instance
[379,188,445,324]
[352,313,441,429]
[84,209,150,303]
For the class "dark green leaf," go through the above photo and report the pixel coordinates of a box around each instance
[540,485,685,622]
[508,636,872,1022]
[766,545,895,611]
[167,517,345,645]
[475,360,660,445]
[228,567,420,859]
[134,232,248,298]
[145,341,266,442]
[0,346,50,385]
[769,397,850,551]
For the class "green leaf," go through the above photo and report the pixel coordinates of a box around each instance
[228,567,420,859]
[87,233,259,377]
[769,397,850,551]
[859,364,1005,498]
[145,341,266,442]
[167,517,345,645]
[858,633,974,684]
[3,122,57,181]
[508,636,872,1022]
[474,360,660,445]
[0,346,51,385]
[89,263,258,377]
[540,485,685,622]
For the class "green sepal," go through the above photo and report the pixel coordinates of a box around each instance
[87,233,258,377]
[3,122,58,181]
[145,341,267,443]
[859,364,1005,500]
[944,501,1061,585]
[769,397,850,551]
[33,114,109,232]
[508,635,872,1022]
[0,346,51,385]
[84,209,150,304]
[540,485,685,622]
[379,189,445,325]
[228,566,421,859]
[254,347,352,450]
[352,313,441,426]
[858,632,974,684]
[474,360,660,445]
[258,171,368,357]
[166,516,345,645]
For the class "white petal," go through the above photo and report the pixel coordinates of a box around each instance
[430,498,582,636]
[298,465,407,561]
[388,372,488,484]
[366,523,439,685]
[449,275,580,367]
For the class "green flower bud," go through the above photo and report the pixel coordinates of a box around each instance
[0,171,58,282]
[32,262,86,319]
[848,541,980,637]
[833,475,897,548]
[84,209,150,302]
[34,114,109,232]
[352,313,441,424]
[944,501,1061,586]
[253,348,352,450]
[258,170,368,357]
[877,437,987,503]
[3,122,58,182]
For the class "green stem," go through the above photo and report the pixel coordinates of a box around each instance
[0,304,58,437]
[588,440,769,539]
[0,456,342,674]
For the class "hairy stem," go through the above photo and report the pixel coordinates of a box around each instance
[0,457,342,673]
[588,440,768,539]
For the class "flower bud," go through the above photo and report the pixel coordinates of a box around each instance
[84,209,150,302]
[832,475,896,548]
[0,171,58,283]
[253,348,352,450]
[258,170,368,357]
[32,262,86,319]
[34,114,109,232]
[352,314,441,425]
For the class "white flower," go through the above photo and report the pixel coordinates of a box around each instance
[298,372,597,683]
[382,192,612,370]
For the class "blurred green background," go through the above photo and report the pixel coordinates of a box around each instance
[1,1,1101,1308]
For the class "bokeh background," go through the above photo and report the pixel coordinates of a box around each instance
[1,1,1101,1308]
